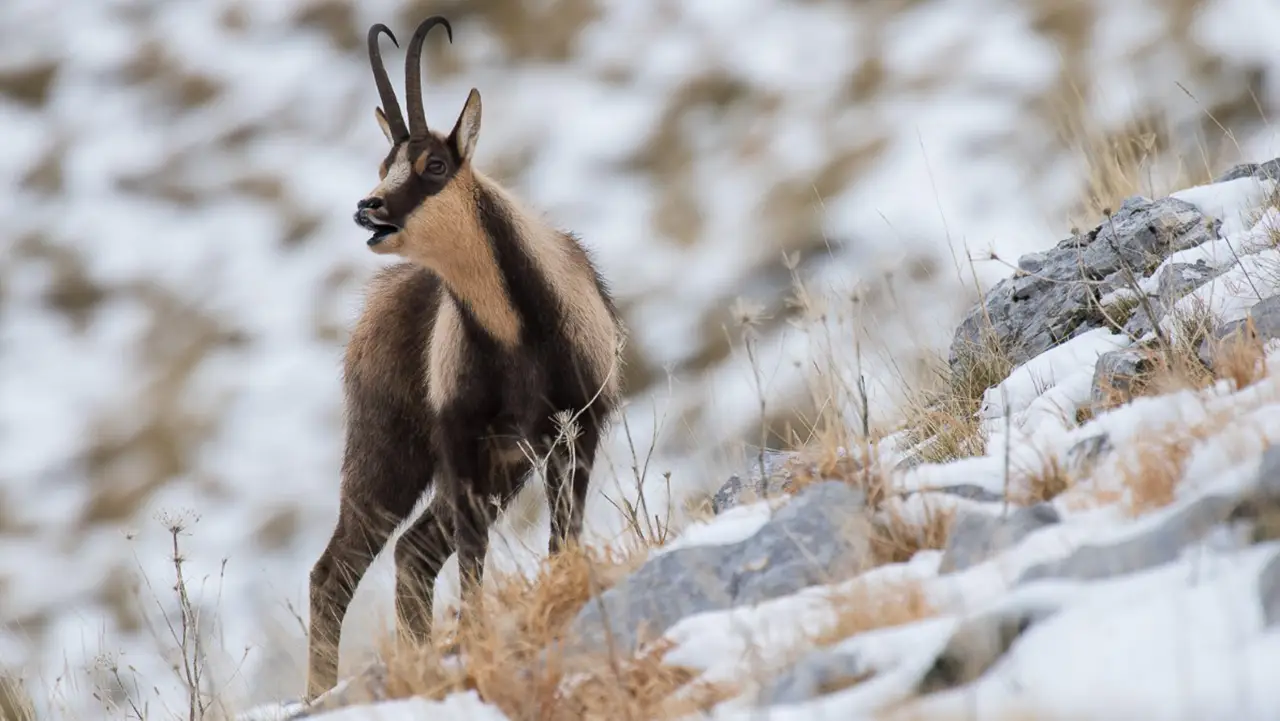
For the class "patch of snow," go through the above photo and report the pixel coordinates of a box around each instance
[235,700,307,721]
[979,328,1131,424]
[901,545,1280,721]
[1172,176,1278,239]
[1165,247,1280,335]
[305,691,510,721]
[662,558,940,689]
[648,499,777,559]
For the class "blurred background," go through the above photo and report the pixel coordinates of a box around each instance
[1,0,1278,716]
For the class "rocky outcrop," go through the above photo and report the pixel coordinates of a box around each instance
[567,480,874,657]
[938,503,1060,573]
[709,446,797,513]
[950,195,1216,372]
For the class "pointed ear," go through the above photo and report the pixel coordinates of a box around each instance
[447,88,482,163]
[374,107,395,146]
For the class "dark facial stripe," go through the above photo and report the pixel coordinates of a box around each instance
[379,136,461,228]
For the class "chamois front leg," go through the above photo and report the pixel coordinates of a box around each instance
[547,412,602,555]
[306,376,437,701]
[434,417,495,623]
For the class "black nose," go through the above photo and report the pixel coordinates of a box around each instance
[357,197,384,211]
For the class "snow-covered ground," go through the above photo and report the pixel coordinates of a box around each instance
[3,0,1280,718]
[252,169,1280,720]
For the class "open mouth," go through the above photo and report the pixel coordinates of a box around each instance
[354,211,400,246]
[365,222,399,246]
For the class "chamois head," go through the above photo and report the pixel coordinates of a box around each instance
[354,17,483,255]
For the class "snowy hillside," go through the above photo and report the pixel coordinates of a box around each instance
[240,162,1280,721]
[3,0,1280,718]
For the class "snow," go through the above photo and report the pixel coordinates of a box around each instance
[647,499,778,559]
[235,700,307,721]
[1165,246,1280,334]
[899,546,1280,721]
[5,0,1280,718]
[979,328,1132,424]
[1173,176,1279,240]
[307,692,508,721]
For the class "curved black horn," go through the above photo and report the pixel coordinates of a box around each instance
[368,24,408,140]
[404,15,454,138]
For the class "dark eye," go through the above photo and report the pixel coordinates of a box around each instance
[425,158,447,176]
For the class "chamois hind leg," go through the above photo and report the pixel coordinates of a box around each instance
[395,451,531,643]
[547,414,602,555]
[306,455,433,701]
[392,496,454,646]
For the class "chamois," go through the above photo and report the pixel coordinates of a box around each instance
[304,16,624,701]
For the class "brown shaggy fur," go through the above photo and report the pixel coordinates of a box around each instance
[305,18,624,701]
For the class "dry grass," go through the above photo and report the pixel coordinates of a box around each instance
[1204,319,1271,391]
[1046,77,1219,231]
[813,579,936,650]
[1013,452,1074,505]
[1119,432,1195,515]
[0,674,35,721]
[376,541,735,721]
[869,501,956,567]
[899,323,1014,466]
[1082,294,1271,428]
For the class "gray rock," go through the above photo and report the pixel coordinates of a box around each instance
[939,503,1060,574]
[917,599,1063,694]
[756,647,868,706]
[1018,492,1239,584]
[926,484,1005,503]
[1260,158,1280,183]
[950,196,1213,373]
[1260,551,1280,627]
[1121,304,1157,340]
[1120,262,1220,340]
[1214,163,1261,183]
[1228,443,1280,544]
[1198,294,1280,369]
[711,447,797,514]
[1157,261,1218,304]
[1243,295,1280,341]
[1256,443,1280,497]
[566,481,873,657]
[1090,348,1152,406]
[1215,157,1280,183]
[1065,433,1112,476]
